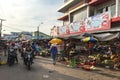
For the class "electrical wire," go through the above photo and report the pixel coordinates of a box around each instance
[3,25,27,32]
[0,4,7,20]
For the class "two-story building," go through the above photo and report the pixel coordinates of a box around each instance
[32,31,51,40]
[54,0,120,40]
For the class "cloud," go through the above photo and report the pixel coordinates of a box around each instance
[0,0,63,35]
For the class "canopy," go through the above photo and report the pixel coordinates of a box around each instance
[50,38,63,45]
[93,32,119,41]
[82,37,98,42]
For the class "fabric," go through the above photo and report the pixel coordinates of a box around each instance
[51,54,57,64]
[50,46,58,55]
[94,32,119,41]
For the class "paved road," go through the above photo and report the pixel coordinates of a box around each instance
[0,54,120,80]
[0,55,81,80]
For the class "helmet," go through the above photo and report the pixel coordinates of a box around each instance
[11,42,15,46]
[27,43,31,46]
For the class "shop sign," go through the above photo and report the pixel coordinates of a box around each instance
[50,26,58,37]
[54,12,110,37]
[68,21,85,34]
[58,21,85,35]
[85,12,110,32]
[59,25,68,35]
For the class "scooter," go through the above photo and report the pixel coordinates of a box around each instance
[7,48,16,66]
[24,51,33,70]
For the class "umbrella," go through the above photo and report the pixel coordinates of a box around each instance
[50,38,63,45]
[82,37,98,42]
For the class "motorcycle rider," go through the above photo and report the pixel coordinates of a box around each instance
[31,42,36,58]
[21,42,26,58]
[23,43,33,65]
[7,42,18,64]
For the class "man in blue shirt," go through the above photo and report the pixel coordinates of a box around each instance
[50,44,58,65]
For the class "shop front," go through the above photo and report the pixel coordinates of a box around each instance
[51,12,120,70]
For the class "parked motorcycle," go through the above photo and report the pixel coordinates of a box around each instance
[7,48,16,66]
[24,51,33,70]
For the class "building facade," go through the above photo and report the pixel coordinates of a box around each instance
[32,31,51,40]
[3,32,20,41]
[52,0,120,38]
[3,32,32,41]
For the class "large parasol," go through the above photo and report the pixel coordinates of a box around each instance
[50,38,63,45]
[81,37,98,42]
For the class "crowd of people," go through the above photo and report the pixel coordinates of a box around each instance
[1,41,42,65]
[1,40,59,66]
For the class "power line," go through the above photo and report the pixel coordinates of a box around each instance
[0,4,7,20]
[0,19,6,37]
[3,25,27,32]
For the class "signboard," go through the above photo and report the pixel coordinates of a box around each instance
[69,21,80,33]
[69,21,85,34]
[50,26,58,37]
[59,25,67,35]
[53,12,110,37]
[85,12,110,32]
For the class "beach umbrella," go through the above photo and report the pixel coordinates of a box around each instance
[82,37,98,42]
[50,38,63,45]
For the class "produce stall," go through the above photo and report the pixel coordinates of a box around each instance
[60,37,120,71]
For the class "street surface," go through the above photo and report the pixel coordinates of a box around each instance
[0,54,120,80]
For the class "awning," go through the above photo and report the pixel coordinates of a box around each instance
[89,0,109,6]
[91,27,120,33]
[93,32,119,41]
[69,34,85,39]
[111,16,120,22]
[57,14,69,21]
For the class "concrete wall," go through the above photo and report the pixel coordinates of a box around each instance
[70,7,87,22]
[118,0,120,16]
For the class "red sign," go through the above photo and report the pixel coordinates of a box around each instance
[55,12,110,37]
[85,12,110,32]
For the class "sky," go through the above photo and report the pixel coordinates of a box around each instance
[0,0,64,35]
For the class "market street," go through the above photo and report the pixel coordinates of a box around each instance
[0,55,81,80]
[0,54,120,80]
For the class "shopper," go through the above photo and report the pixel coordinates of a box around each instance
[50,44,58,65]
[3,43,8,56]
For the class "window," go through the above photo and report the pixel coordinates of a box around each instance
[96,4,116,18]
[96,6,109,14]
[110,4,116,17]
[97,8,103,14]
[71,9,87,22]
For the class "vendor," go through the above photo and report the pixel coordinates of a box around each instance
[106,46,112,56]
[69,47,77,58]
[88,42,94,55]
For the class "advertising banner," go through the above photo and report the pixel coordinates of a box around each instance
[53,12,110,37]
[85,12,110,32]
[69,21,85,34]
[59,25,67,35]
[51,26,61,37]
[69,21,79,33]
[51,26,58,37]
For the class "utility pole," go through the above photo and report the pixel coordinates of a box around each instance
[37,26,39,40]
[37,22,43,40]
[0,19,6,38]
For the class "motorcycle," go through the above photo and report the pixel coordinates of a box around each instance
[7,48,16,66]
[24,51,33,70]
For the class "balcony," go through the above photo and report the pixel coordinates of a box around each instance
[57,14,69,21]
[58,0,83,13]
[89,0,110,6]
[111,16,120,23]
